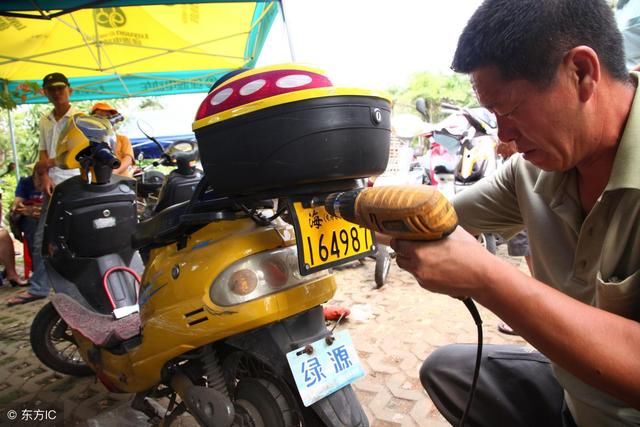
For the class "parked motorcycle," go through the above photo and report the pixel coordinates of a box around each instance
[31,128,204,377]
[133,122,203,220]
[416,98,500,252]
[30,65,392,426]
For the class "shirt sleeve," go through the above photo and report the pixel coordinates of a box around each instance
[14,177,28,199]
[37,116,47,152]
[452,155,526,240]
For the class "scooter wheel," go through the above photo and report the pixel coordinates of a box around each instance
[374,246,391,289]
[235,377,297,427]
[477,233,497,254]
[30,302,93,377]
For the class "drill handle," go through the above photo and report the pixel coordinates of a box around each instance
[354,186,458,241]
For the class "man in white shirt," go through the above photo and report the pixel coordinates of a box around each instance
[8,72,79,306]
[37,72,79,195]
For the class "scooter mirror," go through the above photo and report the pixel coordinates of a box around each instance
[137,120,165,157]
[137,120,155,139]
[440,102,461,112]
[415,98,428,119]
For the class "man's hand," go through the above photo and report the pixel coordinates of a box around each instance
[391,226,495,298]
[40,174,54,197]
[34,159,55,196]
[13,200,26,215]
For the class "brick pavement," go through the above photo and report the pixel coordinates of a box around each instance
[0,246,528,426]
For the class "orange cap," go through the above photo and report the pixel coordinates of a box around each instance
[91,102,118,114]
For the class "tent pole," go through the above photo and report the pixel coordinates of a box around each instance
[6,109,20,180]
[278,0,296,62]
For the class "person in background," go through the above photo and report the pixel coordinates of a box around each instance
[90,102,135,177]
[0,228,28,288]
[9,169,44,283]
[0,170,28,287]
[1,162,16,178]
[7,71,78,306]
[393,0,640,425]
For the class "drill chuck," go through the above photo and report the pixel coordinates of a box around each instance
[324,188,362,223]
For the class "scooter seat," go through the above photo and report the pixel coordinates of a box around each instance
[51,293,140,347]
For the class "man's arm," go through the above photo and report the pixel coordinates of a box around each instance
[392,228,640,409]
[113,134,134,176]
[113,156,133,176]
[37,150,54,196]
[452,155,524,239]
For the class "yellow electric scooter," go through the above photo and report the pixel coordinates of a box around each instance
[30,65,457,427]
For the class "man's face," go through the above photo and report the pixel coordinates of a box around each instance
[470,65,584,172]
[43,85,72,108]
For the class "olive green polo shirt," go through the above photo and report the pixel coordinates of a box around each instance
[453,78,640,426]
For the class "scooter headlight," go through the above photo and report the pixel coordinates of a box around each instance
[210,246,328,306]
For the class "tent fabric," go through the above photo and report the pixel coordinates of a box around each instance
[0,1,278,103]
[1,1,266,15]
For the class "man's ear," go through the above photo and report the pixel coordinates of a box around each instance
[68,87,73,96]
[564,46,600,103]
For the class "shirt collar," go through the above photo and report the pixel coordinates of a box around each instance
[46,105,77,122]
[606,72,640,191]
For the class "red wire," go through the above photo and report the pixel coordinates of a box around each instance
[102,266,142,310]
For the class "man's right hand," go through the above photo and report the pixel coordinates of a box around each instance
[41,175,54,197]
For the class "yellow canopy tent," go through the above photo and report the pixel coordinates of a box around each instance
[0,0,285,177]
[0,1,280,102]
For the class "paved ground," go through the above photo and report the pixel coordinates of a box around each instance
[0,246,528,426]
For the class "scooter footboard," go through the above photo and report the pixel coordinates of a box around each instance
[225,306,368,427]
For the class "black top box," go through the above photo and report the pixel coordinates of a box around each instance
[193,65,391,197]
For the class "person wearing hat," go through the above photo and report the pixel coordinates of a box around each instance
[7,71,78,306]
[36,72,79,195]
[90,102,135,177]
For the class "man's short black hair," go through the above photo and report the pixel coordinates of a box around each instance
[452,0,630,86]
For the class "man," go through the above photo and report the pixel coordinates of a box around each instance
[90,102,135,176]
[392,1,640,426]
[8,72,78,306]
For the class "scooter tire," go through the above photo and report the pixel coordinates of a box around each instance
[235,377,297,427]
[30,302,94,377]
[374,247,391,289]
[477,233,497,254]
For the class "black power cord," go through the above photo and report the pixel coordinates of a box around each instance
[458,297,483,427]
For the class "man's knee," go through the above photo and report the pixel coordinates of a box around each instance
[420,344,476,392]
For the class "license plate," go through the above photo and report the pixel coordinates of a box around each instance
[289,200,375,275]
[286,330,364,407]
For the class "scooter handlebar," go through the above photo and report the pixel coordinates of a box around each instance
[324,186,458,241]
[94,146,121,170]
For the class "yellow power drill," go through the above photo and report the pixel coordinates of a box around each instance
[322,185,458,241]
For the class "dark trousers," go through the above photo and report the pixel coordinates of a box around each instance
[420,344,577,427]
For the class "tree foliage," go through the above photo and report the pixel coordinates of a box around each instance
[389,71,477,123]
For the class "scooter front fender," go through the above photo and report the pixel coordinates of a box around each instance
[226,305,368,427]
